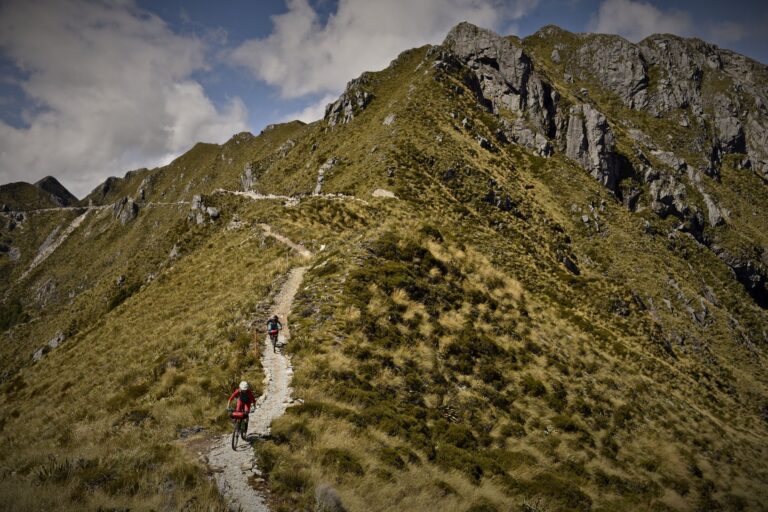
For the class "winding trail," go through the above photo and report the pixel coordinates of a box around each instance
[207,227,312,512]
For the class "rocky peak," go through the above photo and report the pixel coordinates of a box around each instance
[34,176,78,207]
[440,22,622,190]
[576,34,649,109]
[442,22,537,116]
[325,74,374,127]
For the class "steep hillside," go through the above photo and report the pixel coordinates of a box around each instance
[1,23,767,512]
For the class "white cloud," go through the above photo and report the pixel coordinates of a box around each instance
[230,0,539,99]
[282,94,338,124]
[0,0,248,198]
[708,21,746,45]
[590,0,692,42]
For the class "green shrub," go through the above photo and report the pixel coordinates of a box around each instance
[0,297,29,330]
[551,414,581,433]
[465,498,498,512]
[320,448,364,476]
[107,281,141,311]
[377,447,405,469]
[272,466,311,494]
[272,419,314,446]
[520,375,547,397]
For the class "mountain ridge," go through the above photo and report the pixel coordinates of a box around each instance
[0,21,767,512]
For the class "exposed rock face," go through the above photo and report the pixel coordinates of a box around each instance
[564,103,621,189]
[113,197,139,225]
[32,332,66,362]
[241,164,255,191]
[442,23,626,190]
[136,177,151,202]
[314,157,338,195]
[746,113,768,181]
[576,34,649,109]
[443,22,557,137]
[648,176,688,218]
[638,35,712,116]
[325,75,373,127]
[713,246,768,308]
[188,195,219,224]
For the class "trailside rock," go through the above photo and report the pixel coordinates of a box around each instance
[315,484,347,512]
[113,197,139,225]
[241,164,255,191]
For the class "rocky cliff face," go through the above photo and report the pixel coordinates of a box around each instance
[418,22,768,308]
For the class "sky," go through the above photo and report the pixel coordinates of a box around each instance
[0,0,766,198]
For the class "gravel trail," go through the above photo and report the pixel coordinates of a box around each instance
[207,230,311,511]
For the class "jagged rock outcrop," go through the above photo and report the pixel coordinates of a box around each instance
[241,164,255,191]
[314,158,338,195]
[564,103,621,189]
[638,35,712,116]
[575,34,649,110]
[713,245,768,307]
[442,22,557,137]
[188,195,219,224]
[32,332,66,362]
[648,176,688,218]
[136,176,153,202]
[325,75,373,127]
[113,197,139,225]
[746,113,768,181]
[442,23,627,190]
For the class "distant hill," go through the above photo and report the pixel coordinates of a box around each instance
[0,176,78,211]
[34,176,78,206]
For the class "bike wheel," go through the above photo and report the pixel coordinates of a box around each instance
[271,333,277,352]
[231,421,240,450]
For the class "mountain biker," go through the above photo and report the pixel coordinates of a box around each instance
[267,314,282,337]
[228,381,256,416]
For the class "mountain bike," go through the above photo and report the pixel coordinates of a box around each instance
[228,408,249,450]
[269,329,279,352]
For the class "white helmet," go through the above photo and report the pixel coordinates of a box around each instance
[239,381,249,391]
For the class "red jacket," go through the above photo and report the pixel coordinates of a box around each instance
[229,388,256,405]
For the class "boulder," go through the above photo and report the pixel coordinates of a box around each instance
[315,483,347,512]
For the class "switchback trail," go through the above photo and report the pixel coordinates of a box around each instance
[207,226,311,512]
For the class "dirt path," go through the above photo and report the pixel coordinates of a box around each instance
[207,229,311,511]
[258,224,312,258]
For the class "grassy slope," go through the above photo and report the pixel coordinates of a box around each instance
[0,182,61,211]
[0,34,767,512]
[247,44,768,512]
[0,196,313,510]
